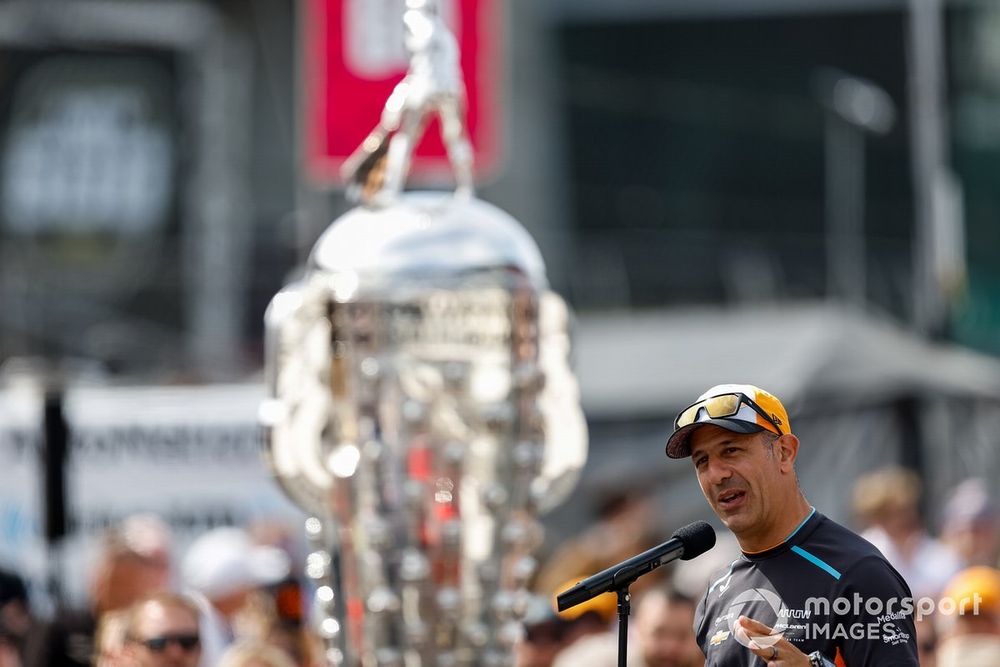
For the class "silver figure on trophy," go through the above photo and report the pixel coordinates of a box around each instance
[260,2,588,665]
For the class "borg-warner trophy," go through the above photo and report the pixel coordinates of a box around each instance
[260,2,588,665]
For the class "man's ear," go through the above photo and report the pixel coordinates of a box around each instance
[777,433,800,471]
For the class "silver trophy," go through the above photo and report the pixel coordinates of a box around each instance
[260,2,587,665]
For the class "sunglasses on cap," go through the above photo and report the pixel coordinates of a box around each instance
[674,392,783,436]
[132,633,200,652]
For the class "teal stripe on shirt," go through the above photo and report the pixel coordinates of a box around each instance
[791,545,842,580]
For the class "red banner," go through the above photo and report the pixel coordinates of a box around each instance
[303,0,500,186]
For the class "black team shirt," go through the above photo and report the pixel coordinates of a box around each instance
[695,509,920,666]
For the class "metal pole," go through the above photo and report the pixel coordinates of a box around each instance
[292,0,334,266]
[186,23,255,379]
[41,385,68,605]
[824,115,867,305]
[907,0,950,336]
[813,68,894,310]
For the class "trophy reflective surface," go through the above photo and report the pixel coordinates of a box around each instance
[262,193,587,666]
[260,3,587,665]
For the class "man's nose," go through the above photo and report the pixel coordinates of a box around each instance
[705,458,733,486]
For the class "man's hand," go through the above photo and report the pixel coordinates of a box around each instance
[736,616,812,666]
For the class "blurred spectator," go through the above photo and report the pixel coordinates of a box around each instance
[216,641,296,667]
[261,578,305,663]
[95,515,172,613]
[547,581,616,667]
[515,595,568,667]
[915,615,938,667]
[245,522,307,663]
[23,514,172,667]
[632,587,702,667]
[549,631,616,667]
[936,566,1000,666]
[640,534,736,667]
[93,610,129,667]
[0,639,18,667]
[553,579,616,649]
[122,593,201,667]
[550,586,703,667]
[853,466,961,598]
[536,488,660,600]
[515,581,617,667]
[298,632,328,667]
[0,569,31,664]
[941,479,1000,569]
[180,528,289,667]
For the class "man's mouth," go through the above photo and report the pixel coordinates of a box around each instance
[716,489,746,510]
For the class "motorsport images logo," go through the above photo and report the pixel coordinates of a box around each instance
[727,588,788,649]
[717,587,983,649]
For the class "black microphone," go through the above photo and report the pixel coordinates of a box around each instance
[557,521,716,612]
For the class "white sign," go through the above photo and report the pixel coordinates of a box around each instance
[0,383,304,605]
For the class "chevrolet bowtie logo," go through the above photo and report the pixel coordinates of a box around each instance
[710,630,730,646]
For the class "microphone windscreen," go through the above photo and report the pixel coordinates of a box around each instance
[672,521,716,560]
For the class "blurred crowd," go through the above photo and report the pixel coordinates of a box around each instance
[0,516,310,667]
[0,469,996,667]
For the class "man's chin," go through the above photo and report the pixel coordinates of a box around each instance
[716,508,752,533]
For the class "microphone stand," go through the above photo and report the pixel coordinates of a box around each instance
[606,555,668,666]
[557,523,715,667]
[608,565,651,667]
[616,586,631,667]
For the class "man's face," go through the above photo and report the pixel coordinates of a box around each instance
[950,520,1000,566]
[690,426,780,538]
[98,550,171,613]
[636,596,702,667]
[126,601,201,667]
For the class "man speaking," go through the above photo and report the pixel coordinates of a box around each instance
[665,384,919,666]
